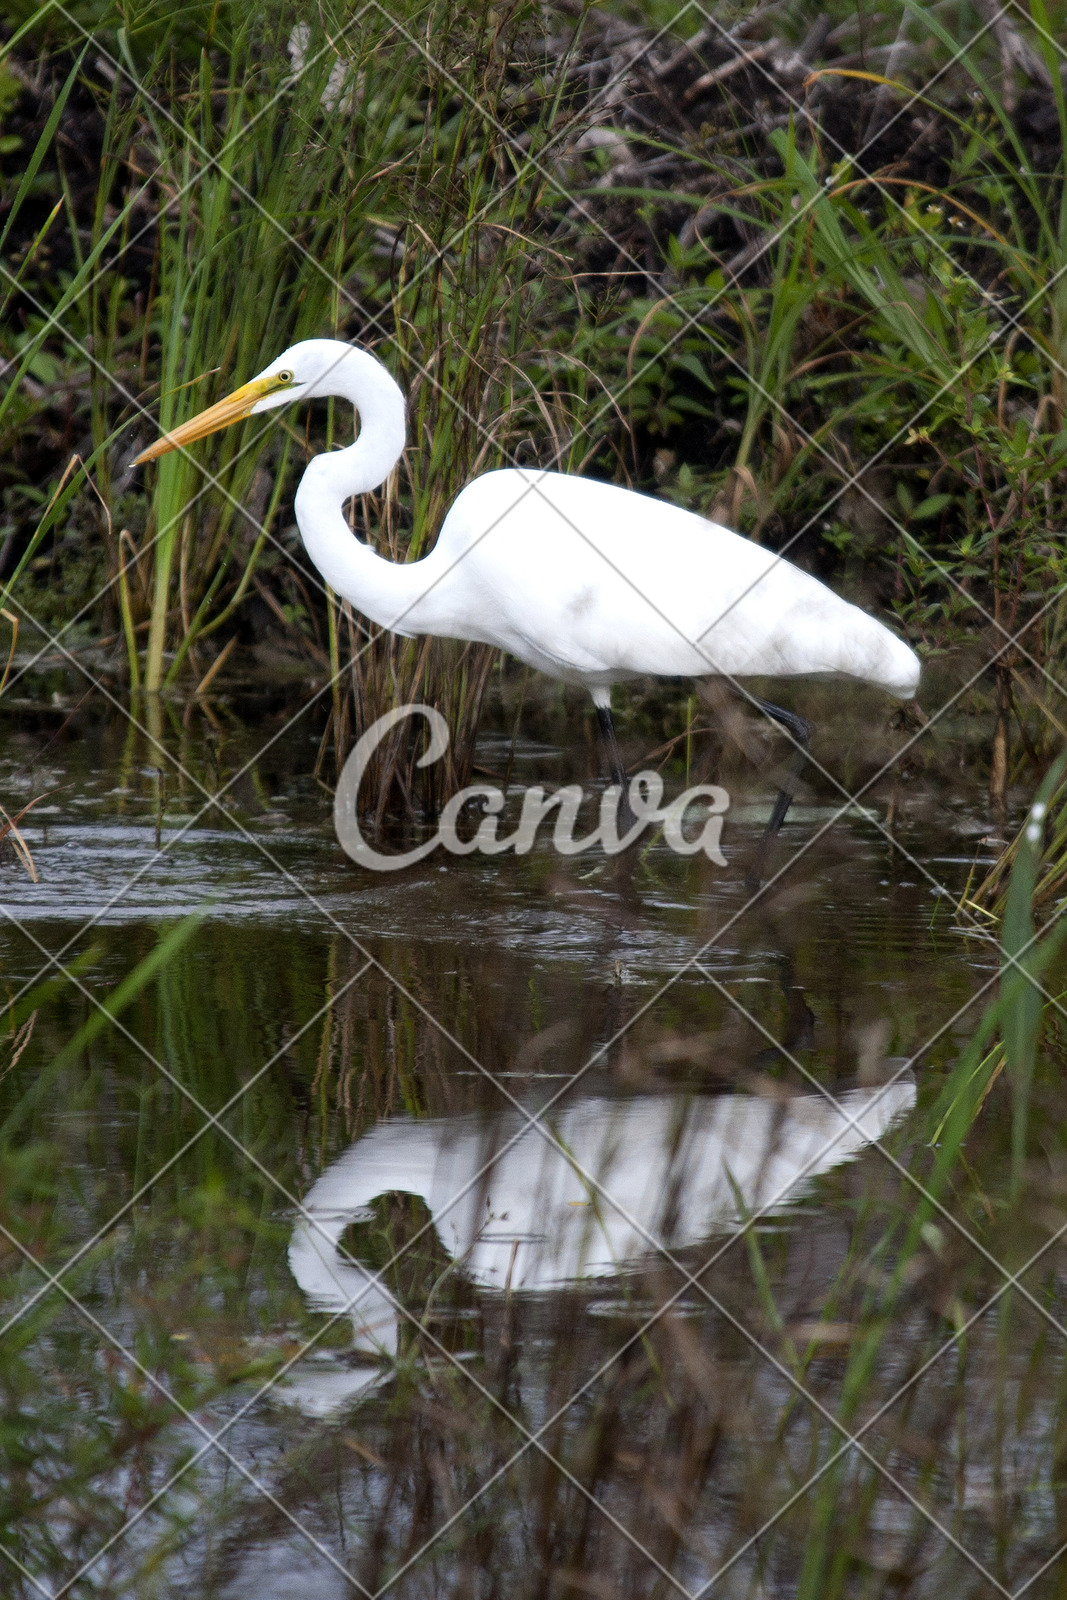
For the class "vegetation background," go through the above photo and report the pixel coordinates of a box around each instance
[5,3,1067,1595]
[1,0,1066,841]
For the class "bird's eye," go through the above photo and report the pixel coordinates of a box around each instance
[277,370,294,384]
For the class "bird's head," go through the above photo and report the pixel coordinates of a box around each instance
[133,341,360,465]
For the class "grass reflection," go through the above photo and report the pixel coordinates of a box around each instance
[1,783,1067,1596]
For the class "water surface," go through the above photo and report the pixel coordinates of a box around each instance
[2,687,1064,1599]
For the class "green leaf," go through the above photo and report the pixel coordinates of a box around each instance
[670,351,713,389]
[913,493,953,521]
[0,45,86,259]
[3,917,204,1140]
[1002,751,1067,1194]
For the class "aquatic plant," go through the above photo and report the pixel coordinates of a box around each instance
[2,0,1066,824]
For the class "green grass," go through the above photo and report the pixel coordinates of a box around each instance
[1,0,1067,821]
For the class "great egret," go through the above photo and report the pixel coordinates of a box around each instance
[137,339,920,844]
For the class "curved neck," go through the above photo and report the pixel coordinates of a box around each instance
[294,349,436,633]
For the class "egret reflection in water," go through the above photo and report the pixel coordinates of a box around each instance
[283,1079,915,1416]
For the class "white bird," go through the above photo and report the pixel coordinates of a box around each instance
[137,338,920,845]
[281,1079,915,1414]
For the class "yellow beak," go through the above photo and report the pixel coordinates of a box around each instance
[133,374,291,465]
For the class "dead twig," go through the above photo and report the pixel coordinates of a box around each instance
[683,40,776,104]
[0,608,17,697]
[194,634,238,697]
[0,792,51,883]
[1,1010,37,1081]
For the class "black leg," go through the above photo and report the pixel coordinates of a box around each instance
[747,698,810,887]
[595,703,627,789]
[595,703,638,835]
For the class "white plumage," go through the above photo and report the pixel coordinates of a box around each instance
[138,337,920,704]
[137,338,920,847]
[370,467,920,698]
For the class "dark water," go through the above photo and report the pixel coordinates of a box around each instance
[2,683,1066,1599]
